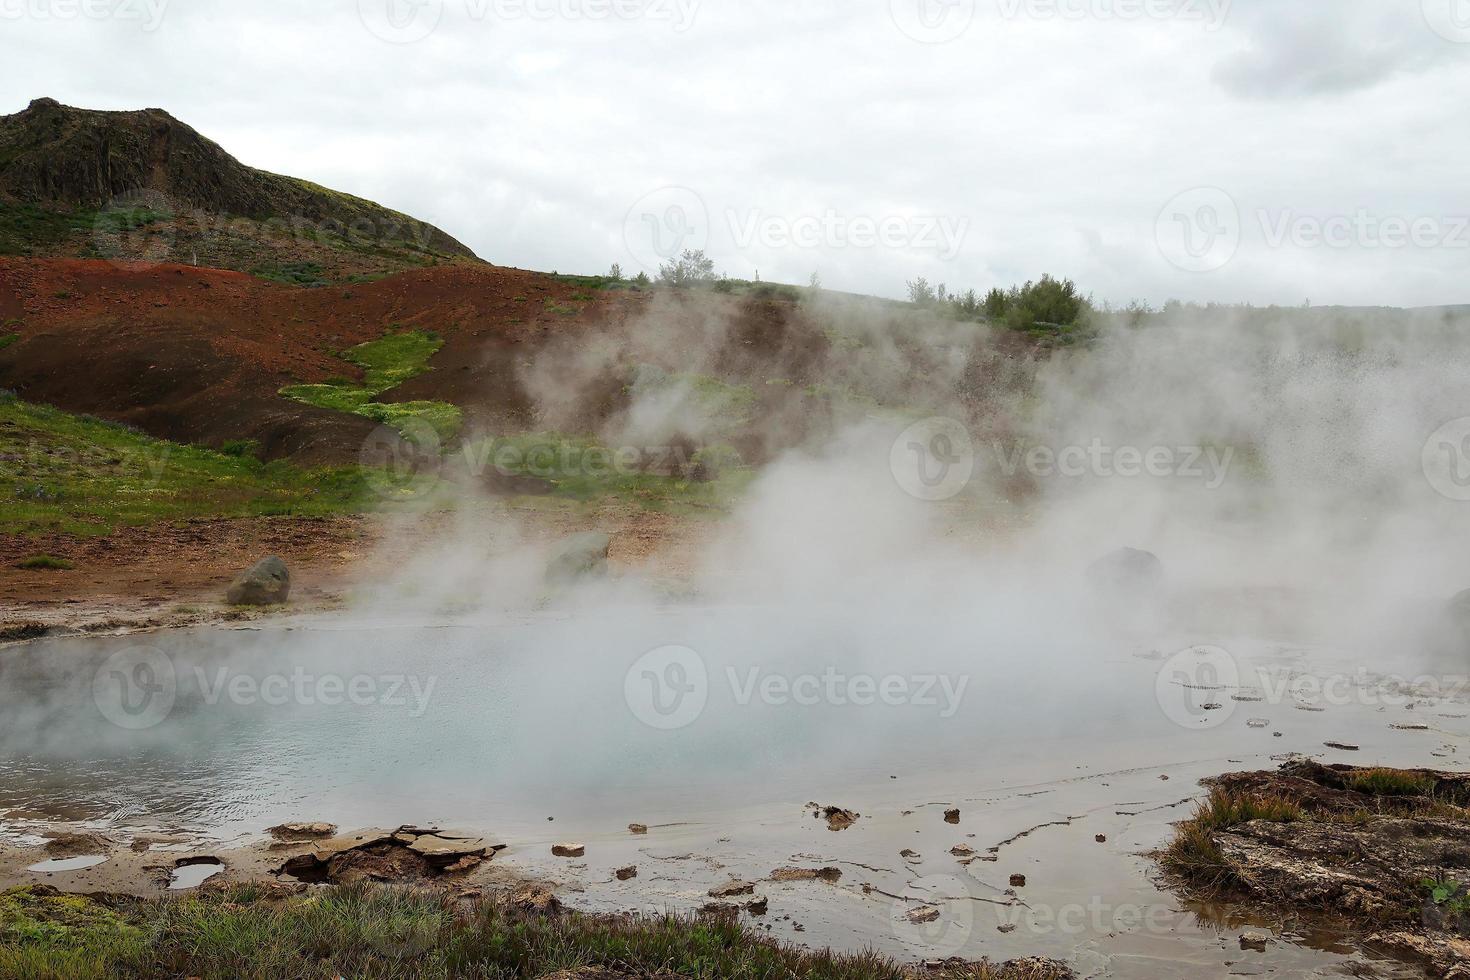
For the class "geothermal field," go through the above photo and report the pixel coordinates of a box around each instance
[4,4,1470,978]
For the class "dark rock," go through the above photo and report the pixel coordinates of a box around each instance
[545,533,611,585]
[226,556,290,606]
[709,880,755,898]
[1086,547,1163,598]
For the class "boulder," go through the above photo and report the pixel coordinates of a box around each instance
[545,533,611,585]
[1086,547,1163,598]
[226,556,290,606]
[1428,589,1470,662]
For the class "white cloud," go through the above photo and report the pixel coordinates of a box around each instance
[2,0,1468,306]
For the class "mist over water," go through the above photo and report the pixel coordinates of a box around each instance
[5,303,1468,845]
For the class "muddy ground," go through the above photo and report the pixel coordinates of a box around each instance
[0,504,712,639]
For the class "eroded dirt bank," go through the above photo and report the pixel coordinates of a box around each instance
[1160,761,1470,978]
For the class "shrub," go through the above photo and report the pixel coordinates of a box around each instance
[657,249,716,288]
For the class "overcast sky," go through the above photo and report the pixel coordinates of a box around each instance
[4,0,1469,307]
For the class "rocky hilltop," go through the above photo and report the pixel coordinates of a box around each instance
[0,97,477,274]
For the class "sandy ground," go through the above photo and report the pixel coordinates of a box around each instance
[0,503,715,640]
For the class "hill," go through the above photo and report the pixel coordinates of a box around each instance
[0,98,477,281]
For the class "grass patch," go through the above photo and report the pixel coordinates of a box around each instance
[252,261,330,288]
[0,397,376,536]
[15,555,74,571]
[1162,787,1304,891]
[1343,768,1439,799]
[628,368,759,438]
[0,333,18,352]
[0,204,96,256]
[0,884,1065,980]
[280,330,462,443]
[462,432,753,513]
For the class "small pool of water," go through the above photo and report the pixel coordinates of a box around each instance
[169,859,223,890]
[27,855,108,874]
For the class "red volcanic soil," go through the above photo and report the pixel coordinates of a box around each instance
[0,258,844,465]
[0,259,646,463]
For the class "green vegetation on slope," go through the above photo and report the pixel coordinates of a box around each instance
[461,431,753,513]
[0,883,1067,980]
[280,329,462,443]
[0,396,373,536]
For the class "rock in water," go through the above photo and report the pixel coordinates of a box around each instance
[226,556,290,606]
[1087,547,1163,598]
[545,533,611,585]
[1427,589,1470,664]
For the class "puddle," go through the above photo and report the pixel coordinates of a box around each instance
[27,855,108,874]
[169,858,224,890]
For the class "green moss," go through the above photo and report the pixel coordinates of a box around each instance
[0,333,17,351]
[0,886,145,978]
[280,330,462,443]
[16,555,74,570]
[462,431,753,513]
[0,397,375,536]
